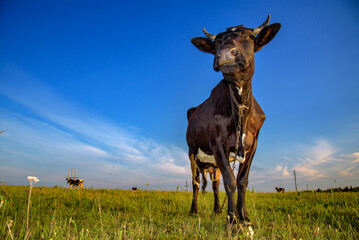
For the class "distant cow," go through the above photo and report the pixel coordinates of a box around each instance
[186,14,280,228]
[275,187,285,193]
[66,178,84,188]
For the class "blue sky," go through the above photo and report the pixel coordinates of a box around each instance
[1,0,358,191]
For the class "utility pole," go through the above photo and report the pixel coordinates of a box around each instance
[294,170,298,192]
[185,180,188,192]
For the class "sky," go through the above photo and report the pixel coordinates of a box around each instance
[1,0,359,192]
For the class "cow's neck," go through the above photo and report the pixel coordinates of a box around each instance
[224,73,253,111]
[225,72,254,159]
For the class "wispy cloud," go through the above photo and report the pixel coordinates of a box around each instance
[293,139,339,178]
[0,67,190,189]
[344,152,359,163]
[250,139,359,191]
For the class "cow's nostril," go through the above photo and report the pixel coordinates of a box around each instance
[230,48,237,56]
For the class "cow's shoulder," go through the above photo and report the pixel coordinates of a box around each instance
[187,107,197,122]
[188,80,232,120]
[248,97,266,131]
[209,80,230,97]
[209,80,232,116]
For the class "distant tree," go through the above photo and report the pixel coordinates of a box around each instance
[312,186,359,193]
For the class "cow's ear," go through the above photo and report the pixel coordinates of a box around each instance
[191,37,215,54]
[254,23,281,52]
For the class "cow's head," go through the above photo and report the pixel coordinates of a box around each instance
[191,15,280,81]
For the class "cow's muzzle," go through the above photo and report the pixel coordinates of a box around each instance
[219,63,240,74]
[216,47,245,74]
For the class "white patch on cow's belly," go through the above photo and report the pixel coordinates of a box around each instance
[197,149,242,164]
[197,148,216,164]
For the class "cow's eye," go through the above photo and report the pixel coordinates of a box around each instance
[249,35,255,40]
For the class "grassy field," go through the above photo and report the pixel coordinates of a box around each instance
[0,185,358,239]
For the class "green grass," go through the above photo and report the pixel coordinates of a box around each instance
[0,185,358,239]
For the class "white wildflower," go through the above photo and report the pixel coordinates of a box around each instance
[27,176,39,187]
[247,226,254,239]
[26,176,39,232]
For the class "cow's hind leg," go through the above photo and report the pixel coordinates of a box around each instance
[189,153,200,214]
[201,170,208,193]
[211,169,222,213]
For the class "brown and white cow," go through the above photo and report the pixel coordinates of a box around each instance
[186,15,280,226]
[66,178,84,188]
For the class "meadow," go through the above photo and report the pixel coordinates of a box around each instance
[0,185,358,239]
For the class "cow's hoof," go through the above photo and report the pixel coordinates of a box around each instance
[189,209,198,215]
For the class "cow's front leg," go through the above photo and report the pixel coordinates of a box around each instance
[237,137,258,224]
[213,141,239,222]
[211,169,222,213]
[189,153,200,214]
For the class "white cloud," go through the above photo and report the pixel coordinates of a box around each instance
[0,68,190,189]
[344,152,359,163]
[282,166,290,177]
[272,165,290,177]
[82,146,110,158]
[339,166,356,176]
[293,166,325,178]
[291,139,338,177]
[274,165,282,172]
[0,109,191,189]
[249,139,359,192]
[297,139,339,166]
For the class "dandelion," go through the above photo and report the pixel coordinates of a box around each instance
[26,176,39,233]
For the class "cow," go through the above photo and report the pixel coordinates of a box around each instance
[275,187,285,193]
[66,178,84,188]
[186,15,281,228]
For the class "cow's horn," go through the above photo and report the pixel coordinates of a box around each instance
[203,28,216,41]
[252,14,271,35]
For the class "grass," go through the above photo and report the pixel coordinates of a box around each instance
[0,185,358,239]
